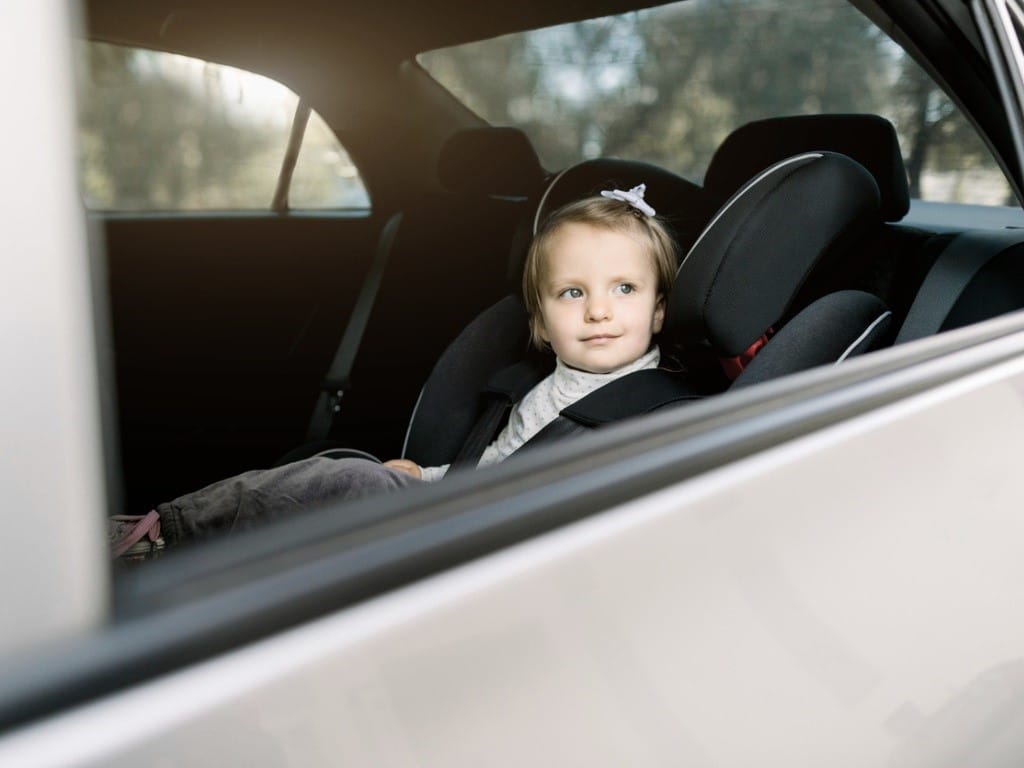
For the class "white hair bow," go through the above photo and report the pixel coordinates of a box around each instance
[600,183,656,217]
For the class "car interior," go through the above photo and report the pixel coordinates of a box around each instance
[8,0,1024,750]
[79,0,1024,532]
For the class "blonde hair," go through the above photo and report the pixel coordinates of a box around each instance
[522,196,678,349]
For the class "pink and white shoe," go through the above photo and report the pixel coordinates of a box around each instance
[108,510,165,561]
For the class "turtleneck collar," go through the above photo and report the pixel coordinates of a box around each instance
[551,346,661,404]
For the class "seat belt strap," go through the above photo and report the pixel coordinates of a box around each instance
[305,212,404,441]
[895,229,1024,344]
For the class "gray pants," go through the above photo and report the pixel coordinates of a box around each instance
[156,457,421,545]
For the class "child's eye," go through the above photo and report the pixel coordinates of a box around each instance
[559,287,583,299]
[614,283,636,295]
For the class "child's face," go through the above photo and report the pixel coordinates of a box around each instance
[536,222,665,373]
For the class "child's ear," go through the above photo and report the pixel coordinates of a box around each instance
[652,296,666,333]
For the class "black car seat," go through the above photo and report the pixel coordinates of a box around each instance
[403,150,891,468]
[402,156,718,467]
[706,114,1024,348]
[667,151,885,371]
[703,113,934,325]
[321,116,911,465]
[710,129,901,388]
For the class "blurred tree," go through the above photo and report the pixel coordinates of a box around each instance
[422,0,891,180]
[891,58,1004,200]
[602,0,890,178]
[418,34,540,130]
[78,43,288,209]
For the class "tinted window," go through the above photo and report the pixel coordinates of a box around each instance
[78,42,370,210]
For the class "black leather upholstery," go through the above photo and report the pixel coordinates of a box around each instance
[705,114,909,222]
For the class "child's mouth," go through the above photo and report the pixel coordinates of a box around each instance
[582,334,618,344]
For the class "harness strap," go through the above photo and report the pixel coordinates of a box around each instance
[559,368,704,427]
[305,212,404,441]
[454,364,704,469]
[449,357,552,471]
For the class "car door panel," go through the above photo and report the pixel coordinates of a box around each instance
[102,213,384,510]
[6,343,1024,766]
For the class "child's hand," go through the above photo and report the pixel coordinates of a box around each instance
[383,458,423,480]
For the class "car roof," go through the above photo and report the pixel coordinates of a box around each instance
[84,0,672,60]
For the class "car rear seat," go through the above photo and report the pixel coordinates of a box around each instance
[894,229,1024,342]
[327,128,547,458]
[330,115,928,462]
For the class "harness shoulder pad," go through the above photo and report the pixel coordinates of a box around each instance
[483,356,554,402]
[560,369,703,428]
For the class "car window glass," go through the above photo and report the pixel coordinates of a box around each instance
[290,109,371,208]
[78,42,370,211]
[418,0,1012,205]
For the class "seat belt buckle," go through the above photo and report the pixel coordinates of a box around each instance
[321,376,351,414]
[329,389,344,413]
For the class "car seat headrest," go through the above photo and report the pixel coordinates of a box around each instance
[704,114,908,222]
[665,151,881,357]
[437,127,545,197]
[532,158,715,247]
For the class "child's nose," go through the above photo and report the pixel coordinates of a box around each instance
[586,296,611,321]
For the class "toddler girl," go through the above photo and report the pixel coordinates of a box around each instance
[386,183,677,481]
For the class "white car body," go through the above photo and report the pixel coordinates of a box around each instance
[5,0,1024,765]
